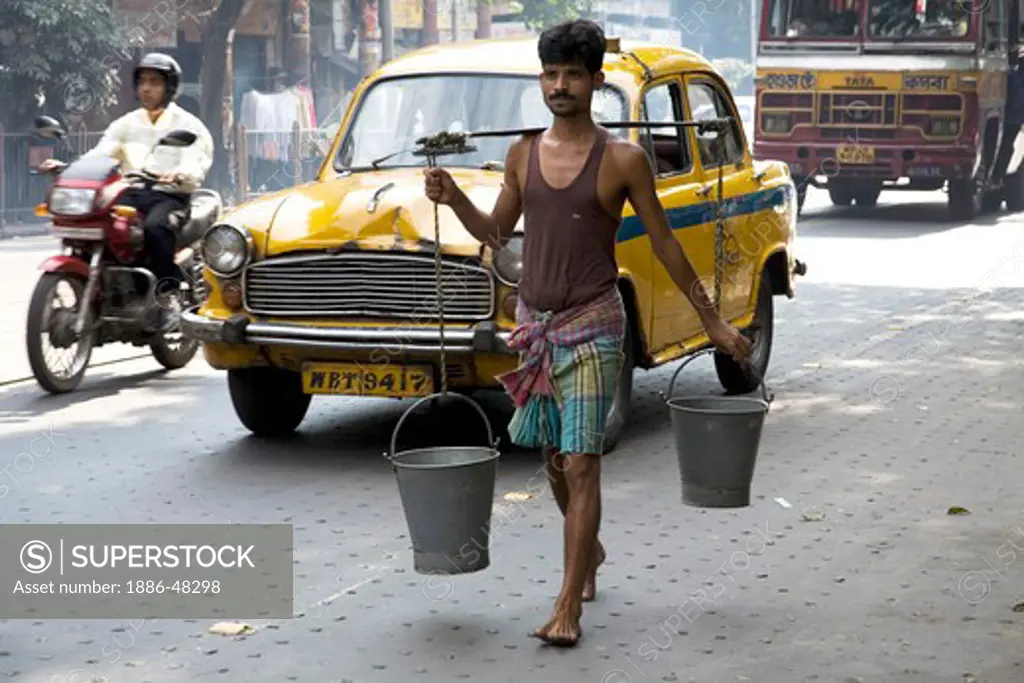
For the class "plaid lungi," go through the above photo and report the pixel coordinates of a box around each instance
[496,286,627,455]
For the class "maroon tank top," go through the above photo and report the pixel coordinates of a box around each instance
[518,127,621,313]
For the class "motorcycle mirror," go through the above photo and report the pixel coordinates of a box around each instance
[158,130,197,147]
[34,116,66,140]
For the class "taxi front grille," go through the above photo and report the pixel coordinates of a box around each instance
[243,252,495,321]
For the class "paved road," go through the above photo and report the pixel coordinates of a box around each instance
[0,236,150,386]
[2,187,1024,682]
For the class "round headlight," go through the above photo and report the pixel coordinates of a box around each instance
[493,235,524,286]
[201,224,251,277]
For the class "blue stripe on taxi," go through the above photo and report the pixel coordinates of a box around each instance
[616,185,791,243]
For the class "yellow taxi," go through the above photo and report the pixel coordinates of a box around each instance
[181,36,806,452]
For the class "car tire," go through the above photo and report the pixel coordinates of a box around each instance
[714,270,774,395]
[228,367,312,437]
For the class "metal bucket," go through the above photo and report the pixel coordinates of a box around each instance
[389,392,501,575]
[659,348,774,509]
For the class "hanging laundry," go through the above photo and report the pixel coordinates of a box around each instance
[239,86,302,191]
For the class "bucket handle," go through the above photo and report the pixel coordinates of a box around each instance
[659,347,774,405]
[388,391,498,461]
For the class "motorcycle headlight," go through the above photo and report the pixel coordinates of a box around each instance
[48,188,96,216]
[493,234,524,286]
[201,224,252,277]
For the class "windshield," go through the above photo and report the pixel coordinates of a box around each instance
[334,74,630,170]
[868,0,970,38]
[765,0,862,39]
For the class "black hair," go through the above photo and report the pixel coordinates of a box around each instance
[537,19,606,74]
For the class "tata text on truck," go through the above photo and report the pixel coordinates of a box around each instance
[754,0,1024,220]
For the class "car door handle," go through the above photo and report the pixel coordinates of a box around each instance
[696,184,714,198]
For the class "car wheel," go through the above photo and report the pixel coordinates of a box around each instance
[228,367,312,437]
[714,270,774,395]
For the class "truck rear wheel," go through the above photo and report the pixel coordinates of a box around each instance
[853,184,881,207]
[1005,168,1024,212]
[828,182,854,206]
[948,177,982,222]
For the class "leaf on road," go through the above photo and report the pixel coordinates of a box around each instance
[503,491,534,503]
[208,622,254,636]
[801,508,825,522]
[1012,602,1024,613]
[947,506,971,516]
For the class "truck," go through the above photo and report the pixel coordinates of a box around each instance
[753,0,1024,221]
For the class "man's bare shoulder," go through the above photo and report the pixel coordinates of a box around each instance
[605,136,652,177]
[503,134,536,187]
[506,133,536,161]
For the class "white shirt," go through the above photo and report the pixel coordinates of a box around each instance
[84,102,214,194]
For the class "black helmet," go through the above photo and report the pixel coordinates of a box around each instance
[133,53,182,106]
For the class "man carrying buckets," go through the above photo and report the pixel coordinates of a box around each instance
[424,19,752,647]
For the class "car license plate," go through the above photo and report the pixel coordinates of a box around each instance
[301,362,435,397]
[836,145,875,165]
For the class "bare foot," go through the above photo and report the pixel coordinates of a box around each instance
[582,540,606,602]
[531,604,582,647]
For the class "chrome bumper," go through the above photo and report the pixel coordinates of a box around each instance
[180,306,514,354]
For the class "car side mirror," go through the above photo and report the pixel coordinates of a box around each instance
[158,129,197,147]
[34,116,66,140]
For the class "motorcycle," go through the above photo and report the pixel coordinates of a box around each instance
[25,115,223,394]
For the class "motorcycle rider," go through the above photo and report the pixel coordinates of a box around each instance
[40,53,215,331]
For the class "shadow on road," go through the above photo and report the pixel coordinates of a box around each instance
[2,367,171,421]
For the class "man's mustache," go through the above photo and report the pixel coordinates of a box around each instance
[549,92,574,100]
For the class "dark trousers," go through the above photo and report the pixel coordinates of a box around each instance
[118,188,189,287]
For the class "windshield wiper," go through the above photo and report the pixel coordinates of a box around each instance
[369,148,410,169]
[369,139,482,170]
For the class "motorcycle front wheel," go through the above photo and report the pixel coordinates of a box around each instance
[150,278,200,370]
[26,272,94,394]
[150,332,199,370]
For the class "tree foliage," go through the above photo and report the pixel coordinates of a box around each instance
[0,0,126,130]
[512,0,595,31]
[711,58,755,95]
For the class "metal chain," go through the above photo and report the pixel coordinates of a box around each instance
[714,135,725,312]
[428,153,448,395]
